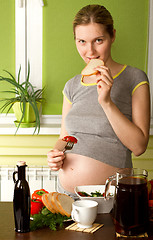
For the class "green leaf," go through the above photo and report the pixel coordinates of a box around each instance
[0,98,16,113]
[0,63,46,134]
[0,77,25,93]
[0,90,16,95]
[30,207,70,231]
[3,70,16,81]
[17,65,21,84]
[26,61,30,83]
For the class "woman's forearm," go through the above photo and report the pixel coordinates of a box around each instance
[102,100,149,156]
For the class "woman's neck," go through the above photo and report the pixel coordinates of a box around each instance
[105,59,124,77]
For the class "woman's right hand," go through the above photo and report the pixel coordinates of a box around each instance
[47,149,65,171]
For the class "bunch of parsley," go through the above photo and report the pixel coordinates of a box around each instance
[30,207,70,231]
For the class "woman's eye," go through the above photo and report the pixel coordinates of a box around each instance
[96,39,103,44]
[79,40,85,44]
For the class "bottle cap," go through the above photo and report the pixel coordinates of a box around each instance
[17,161,26,166]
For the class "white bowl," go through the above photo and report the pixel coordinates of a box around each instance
[74,185,115,213]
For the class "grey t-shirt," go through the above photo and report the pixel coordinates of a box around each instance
[63,65,149,168]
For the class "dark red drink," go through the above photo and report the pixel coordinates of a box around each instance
[113,177,149,236]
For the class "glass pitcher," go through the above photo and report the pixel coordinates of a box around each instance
[105,168,149,236]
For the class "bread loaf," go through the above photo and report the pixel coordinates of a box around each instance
[42,192,74,217]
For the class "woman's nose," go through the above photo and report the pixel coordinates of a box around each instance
[87,43,95,55]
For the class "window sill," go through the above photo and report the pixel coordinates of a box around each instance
[0,114,61,135]
[0,114,153,136]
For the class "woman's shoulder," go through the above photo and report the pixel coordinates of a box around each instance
[65,74,81,84]
[63,74,82,97]
[121,65,149,84]
[123,65,149,93]
[125,65,148,77]
[63,74,82,103]
[69,74,82,82]
[64,74,82,89]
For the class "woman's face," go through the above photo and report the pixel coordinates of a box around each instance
[75,23,115,65]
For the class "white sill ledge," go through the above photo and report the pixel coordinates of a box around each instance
[0,114,61,135]
[0,114,153,136]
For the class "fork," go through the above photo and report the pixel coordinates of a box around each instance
[63,142,74,152]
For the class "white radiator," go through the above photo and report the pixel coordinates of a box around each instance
[0,166,58,201]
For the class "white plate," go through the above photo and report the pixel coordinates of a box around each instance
[74,185,115,213]
[30,216,72,222]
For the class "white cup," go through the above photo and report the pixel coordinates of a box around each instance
[71,200,98,228]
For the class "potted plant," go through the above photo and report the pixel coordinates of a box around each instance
[0,63,45,134]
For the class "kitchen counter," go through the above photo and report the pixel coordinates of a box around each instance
[0,202,152,240]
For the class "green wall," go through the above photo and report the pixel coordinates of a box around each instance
[42,0,149,115]
[0,0,149,115]
[0,0,15,74]
[0,0,15,111]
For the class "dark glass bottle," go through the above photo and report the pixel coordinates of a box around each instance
[13,161,31,233]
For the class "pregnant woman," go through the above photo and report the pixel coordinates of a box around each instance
[47,4,150,199]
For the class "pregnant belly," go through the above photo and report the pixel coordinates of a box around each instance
[59,153,120,193]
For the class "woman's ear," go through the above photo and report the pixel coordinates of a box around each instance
[112,29,116,43]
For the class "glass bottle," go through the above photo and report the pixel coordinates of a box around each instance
[13,161,31,233]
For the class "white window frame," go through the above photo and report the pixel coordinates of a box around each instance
[15,0,43,89]
[0,0,61,135]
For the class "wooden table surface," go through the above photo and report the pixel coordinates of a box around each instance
[0,202,153,240]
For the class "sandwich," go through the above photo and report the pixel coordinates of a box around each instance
[81,59,104,76]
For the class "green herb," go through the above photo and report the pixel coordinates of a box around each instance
[90,191,104,197]
[79,190,113,197]
[30,207,70,231]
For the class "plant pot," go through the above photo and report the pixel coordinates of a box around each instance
[12,102,41,128]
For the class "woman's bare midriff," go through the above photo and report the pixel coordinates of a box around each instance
[58,153,120,193]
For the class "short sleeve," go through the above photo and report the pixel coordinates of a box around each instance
[63,81,72,104]
[131,68,149,95]
[62,75,81,104]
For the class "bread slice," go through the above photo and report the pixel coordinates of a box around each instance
[55,193,74,217]
[81,59,104,76]
[42,193,56,213]
[54,139,67,151]
[48,192,60,214]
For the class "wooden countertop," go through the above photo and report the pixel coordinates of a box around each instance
[0,202,152,240]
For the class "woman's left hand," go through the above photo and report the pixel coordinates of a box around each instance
[95,65,113,106]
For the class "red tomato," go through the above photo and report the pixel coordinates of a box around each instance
[32,189,49,203]
[62,136,77,143]
[31,199,44,215]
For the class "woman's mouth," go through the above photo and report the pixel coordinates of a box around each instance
[87,56,100,61]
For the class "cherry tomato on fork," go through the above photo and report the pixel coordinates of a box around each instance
[62,136,78,143]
